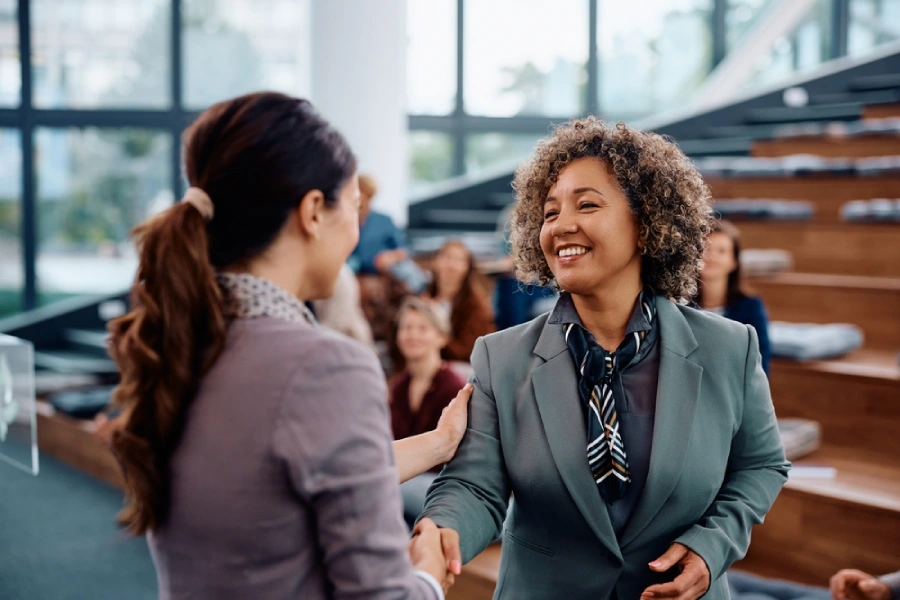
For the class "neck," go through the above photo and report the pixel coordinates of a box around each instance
[437,280,462,301]
[406,352,444,382]
[570,278,643,352]
[700,277,728,308]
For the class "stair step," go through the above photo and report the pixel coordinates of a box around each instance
[677,137,753,157]
[706,174,900,221]
[738,447,900,586]
[770,349,899,459]
[736,221,900,277]
[813,88,900,106]
[864,103,900,119]
[850,73,900,92]
[755,273,900,352]
[752,133,900,159]
[745,104,863,124]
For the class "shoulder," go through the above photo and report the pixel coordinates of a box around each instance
[479,313,548,356]
[667,300,751,347]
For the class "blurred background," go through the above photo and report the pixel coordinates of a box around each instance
[0,1,899,599]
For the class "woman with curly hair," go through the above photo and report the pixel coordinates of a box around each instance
[419,117,790,600]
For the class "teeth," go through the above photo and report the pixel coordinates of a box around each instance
[558,247,588,257]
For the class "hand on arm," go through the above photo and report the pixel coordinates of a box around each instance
[393,384,473,484]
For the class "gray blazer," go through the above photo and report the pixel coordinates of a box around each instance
[421,298,790,600]
[149,317,437,600]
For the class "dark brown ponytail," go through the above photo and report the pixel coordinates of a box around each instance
[108,92,356,534]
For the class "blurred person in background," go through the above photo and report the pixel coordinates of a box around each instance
[350,174,407,276]
[312,263,374,346]
[696,220,772,375]
[107,92,460,599]
[831,569,899,600]
[426,239,496,362]
[352,174,428,342]
[389,297,468,526]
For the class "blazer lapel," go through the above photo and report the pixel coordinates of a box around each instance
[531,320,623,561]
[620,299,703,550]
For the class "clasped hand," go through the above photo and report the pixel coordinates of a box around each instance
[408,519,462,595]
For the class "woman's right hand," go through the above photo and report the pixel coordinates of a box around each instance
[434,383,474,464]
[409,518,461,594]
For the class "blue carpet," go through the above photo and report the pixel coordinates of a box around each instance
[0,444,157,600]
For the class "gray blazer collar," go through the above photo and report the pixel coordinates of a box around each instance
[530,296,702,556]
[534,296,698,360]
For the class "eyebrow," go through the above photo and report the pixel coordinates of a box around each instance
[545,187,604,205]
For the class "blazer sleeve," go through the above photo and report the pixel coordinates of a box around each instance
[675,324,791,580]
[880,571,900,600]
[271,337,438,600]
[744,297,772,376]
[419,336,511,563]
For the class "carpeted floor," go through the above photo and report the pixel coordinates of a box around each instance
[0,443,157,600]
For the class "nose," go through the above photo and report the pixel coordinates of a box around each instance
[551,209,578,237]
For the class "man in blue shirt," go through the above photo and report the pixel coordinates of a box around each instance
[349,174,408,275]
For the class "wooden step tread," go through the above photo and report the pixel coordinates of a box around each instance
[757,272,900,291]
[773,349,900,383]
[786,447,900,514]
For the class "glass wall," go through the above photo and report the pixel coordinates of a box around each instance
[1,0,312,316]
[408,0,898,189]
[0,0,18,106]
[35,128,172,304]
[0,129,22,318]
[848,0,900,56]
[31,0,171,109]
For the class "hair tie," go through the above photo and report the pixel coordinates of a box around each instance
[182,187,214,221]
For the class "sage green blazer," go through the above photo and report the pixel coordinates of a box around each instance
[421,297,790,600]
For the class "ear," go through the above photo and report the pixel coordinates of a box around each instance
[295,189,327,240]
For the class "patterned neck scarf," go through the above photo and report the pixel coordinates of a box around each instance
[562,288,658,503]
[216,273,316,326]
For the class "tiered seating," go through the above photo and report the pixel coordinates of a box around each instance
[725,104,900,586]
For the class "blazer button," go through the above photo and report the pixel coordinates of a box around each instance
[607,556,623,568]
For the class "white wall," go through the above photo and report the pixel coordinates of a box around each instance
[310,0,409,226]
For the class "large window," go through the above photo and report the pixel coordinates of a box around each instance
[848,0,900,56]
[31,0,171,109]
[0,129,22,318]
[597,0,713,122]
[408,0,884,189]
[1,0,311,316]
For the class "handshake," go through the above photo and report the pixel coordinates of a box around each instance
[408,519,462,595]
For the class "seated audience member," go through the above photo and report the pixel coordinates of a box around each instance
[312,263,373,346]
[390,297,466,525]
[831,568,899,600]
[352,174,427,342]
[426,240,495,362]
[698,219,772,374]
[349,174,406,276]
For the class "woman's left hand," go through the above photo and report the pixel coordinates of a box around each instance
[640,543,710,599]
[434,383,474,463]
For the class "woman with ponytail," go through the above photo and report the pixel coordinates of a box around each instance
[108,92,464,599]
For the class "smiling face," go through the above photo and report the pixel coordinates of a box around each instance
[538,157,642,297]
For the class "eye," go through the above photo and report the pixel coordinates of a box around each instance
[543,210,558,221]
[579,201,599,210]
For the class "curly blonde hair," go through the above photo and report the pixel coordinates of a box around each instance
[510,117,713,302]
